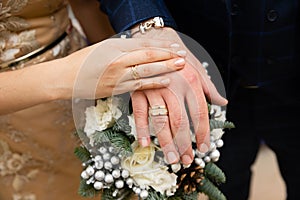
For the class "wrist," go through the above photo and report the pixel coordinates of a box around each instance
[40,57,74,101]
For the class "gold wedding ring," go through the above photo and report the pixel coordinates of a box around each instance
[131,65,140,80]
[149,105,168,116]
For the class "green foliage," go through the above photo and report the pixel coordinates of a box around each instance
[146,189,166,200]
[78,179,100,198]
[182,191,199,200]
[205,162,226,185]
[198,178,226,200]
[92,129,133,157]
[210,119,235,130]
[113,118,132,135]
[74,146,91,163]
[102,187,133,200]
[168,196,182,200]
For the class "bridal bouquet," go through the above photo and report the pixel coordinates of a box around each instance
[74,94,234,200]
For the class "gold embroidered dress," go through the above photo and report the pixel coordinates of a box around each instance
[0,1,96,199]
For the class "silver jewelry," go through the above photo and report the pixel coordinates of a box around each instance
[139,17,164,34]
[149,105,168,116]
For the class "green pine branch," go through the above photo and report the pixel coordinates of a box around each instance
[182,191,199,200]
[198,178,226,200]
[146,189,166,200]
[102,187,133,200]
[78,178,100,198]
[92,129,133,157]
[74,146,91,163]
[210,119,235,130]
[204,162,226,184]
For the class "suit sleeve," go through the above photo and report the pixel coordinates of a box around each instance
[98,0,177,33]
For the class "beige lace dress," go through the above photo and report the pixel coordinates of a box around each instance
[0,1,99,199]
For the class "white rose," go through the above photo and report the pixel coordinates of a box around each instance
[84,97,122,144]
[122,142,177,196]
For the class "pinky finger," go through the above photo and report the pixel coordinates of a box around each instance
[111,77,171,95]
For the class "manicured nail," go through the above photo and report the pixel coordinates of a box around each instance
[177,50,187,57]
[170,43,180,48]
[139,137,149,147]
[160,78,170,85]
[167,151,178,163]
[182,155,193,164]
[199,143,209,153]
[174,58,185,66]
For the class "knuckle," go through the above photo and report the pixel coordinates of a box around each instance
[133,107,147,117]
[171,117,189,130]
[186,73,198,84]
[144,50,156,60]
[134,80,143,89]
[194,110,208,120]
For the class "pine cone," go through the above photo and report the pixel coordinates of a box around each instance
[176,163,205,194]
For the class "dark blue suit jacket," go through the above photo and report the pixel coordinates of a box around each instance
[99,0,299,100]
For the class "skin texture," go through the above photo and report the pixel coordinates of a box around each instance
[131,27,228,165]
[0,38,186,114]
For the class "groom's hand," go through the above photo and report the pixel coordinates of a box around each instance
[131,26,228,165]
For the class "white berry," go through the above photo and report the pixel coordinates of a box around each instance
[104,174,114,183]
[93,181,103,190]
[115,180,124,189]
[81,171,89,179]
[121,169,129,178]
[86,166,95,176]
[95,171,105,181]
[140,190,149,199]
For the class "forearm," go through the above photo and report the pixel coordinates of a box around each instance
[0,58,73,114]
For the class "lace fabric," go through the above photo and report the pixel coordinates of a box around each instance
[0,1,99,199]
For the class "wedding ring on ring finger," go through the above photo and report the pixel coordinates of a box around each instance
[131,65,141,80]
[149,105,168,117]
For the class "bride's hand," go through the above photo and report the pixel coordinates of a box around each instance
[0,38,185,114]
[62,38,186,99]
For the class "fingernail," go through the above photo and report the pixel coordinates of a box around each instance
[182,155,193,164]
[199,143,209,153]
[139,137,149,147]
[174,58,185,66]
[160,78,170,85]
[167,151,178,164]
[177,50,187,57]
[170,43,180,48]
